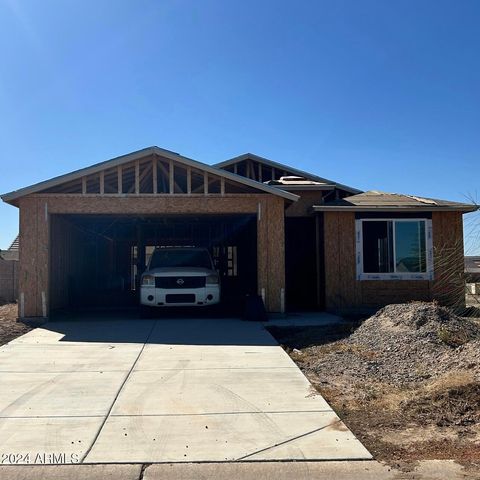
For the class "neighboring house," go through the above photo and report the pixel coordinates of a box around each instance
[465,256,480,294]
[0,146,475,319]
[0,235,19,303]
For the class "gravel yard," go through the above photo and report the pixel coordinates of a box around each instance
[268,302,480,469]
[0,303,32,345]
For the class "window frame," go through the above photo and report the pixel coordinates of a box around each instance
[355,218,434,281]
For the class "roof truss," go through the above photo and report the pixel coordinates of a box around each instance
[2,147,299,203]
[215,153,362,194]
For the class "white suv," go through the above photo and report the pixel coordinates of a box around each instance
[140,247,220,312]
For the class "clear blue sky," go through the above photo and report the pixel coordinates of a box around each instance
[1,0,479,253]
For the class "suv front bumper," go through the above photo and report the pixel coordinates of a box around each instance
[140,286,220,307]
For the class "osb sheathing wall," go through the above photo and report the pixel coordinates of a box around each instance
[285,190,324,217]
[18,194,286,317]
[324,211,465,312]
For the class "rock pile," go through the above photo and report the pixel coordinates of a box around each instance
[304,302,480,386]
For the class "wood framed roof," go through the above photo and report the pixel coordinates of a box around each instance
[215,153,362,194]
[1,147,299,205]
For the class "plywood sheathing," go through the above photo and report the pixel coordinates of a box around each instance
[431,211,465,307]
[324,210,465,312]
[18,197,49,317]
[257,197,285,312]
[285,190,325,217]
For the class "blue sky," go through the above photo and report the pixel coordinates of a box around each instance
[0,0,479,252]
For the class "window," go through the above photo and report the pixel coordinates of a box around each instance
[356,219,433,280]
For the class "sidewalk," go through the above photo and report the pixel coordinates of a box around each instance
[0,460,477,480]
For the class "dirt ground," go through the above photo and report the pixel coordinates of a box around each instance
[268,302,480,471]
[0,303,32,346]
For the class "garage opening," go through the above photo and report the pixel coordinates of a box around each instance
[50,214,257,316]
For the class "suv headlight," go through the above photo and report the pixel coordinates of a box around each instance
[142,274,155,286]
[206,273,219,285]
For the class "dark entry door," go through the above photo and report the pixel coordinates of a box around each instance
[285,217,320,311]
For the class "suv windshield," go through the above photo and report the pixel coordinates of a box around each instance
[149,249,213,270]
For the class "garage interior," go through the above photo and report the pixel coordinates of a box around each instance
[50,213,257,316]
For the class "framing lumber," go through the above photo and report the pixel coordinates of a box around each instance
[135,160,140,194]
[117,166,122,194]
[152,158,157,194]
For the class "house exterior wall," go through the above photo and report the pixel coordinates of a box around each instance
[285,190,324,217]
[0,257,18,303]
[18,193,286,317]
[324,210,465,312]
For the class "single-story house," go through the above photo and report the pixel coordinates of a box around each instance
[1,146,476,319]
[0,235,19,303]
[465,256,480,295]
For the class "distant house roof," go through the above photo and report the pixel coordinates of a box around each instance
[9,236,19,252]
[312,190,477,212]
[465,256,480,283]
[466,256,480,274]
[215,153,362,194]
[0,235,19,261]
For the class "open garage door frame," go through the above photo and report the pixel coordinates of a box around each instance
[49,214,257,315]
[22,193,286,318]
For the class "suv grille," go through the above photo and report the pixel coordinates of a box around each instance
[155,276,206,289]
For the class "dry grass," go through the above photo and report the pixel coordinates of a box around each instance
[269,322,480,465]
[437,327,470,347]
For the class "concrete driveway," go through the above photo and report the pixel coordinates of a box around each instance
[0,316,371,463]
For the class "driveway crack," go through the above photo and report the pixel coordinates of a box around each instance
[80,320,157,462]
[235,419,342,461]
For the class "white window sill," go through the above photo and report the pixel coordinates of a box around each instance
[357,273,433,281]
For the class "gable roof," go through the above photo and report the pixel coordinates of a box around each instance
[0,235,19,261]
[8,235,19,252]
[215,153,362,194]
[312,190,477,212]
[1,146,299,204]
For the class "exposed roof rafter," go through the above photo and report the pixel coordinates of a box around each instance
[1,147,299,204]
[215,153,362,194]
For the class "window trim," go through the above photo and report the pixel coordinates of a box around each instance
[355,218,434,281]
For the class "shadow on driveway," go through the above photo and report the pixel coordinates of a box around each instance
[37,313,277,347]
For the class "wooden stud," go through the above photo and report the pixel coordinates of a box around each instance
[100,171,105,195]
[135,161,140,194]
[220,177,225,196]
[258,164,262,183]
[117,166,122,194]
[138,162,152,193]
[234,164,238,174]
[204,172,208,195]
[82,177,87,195]
[158,161,180,193]
[169,160,174,194]
[152,158,157,194]
[250,161,256,181]
[187,167,192,194]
